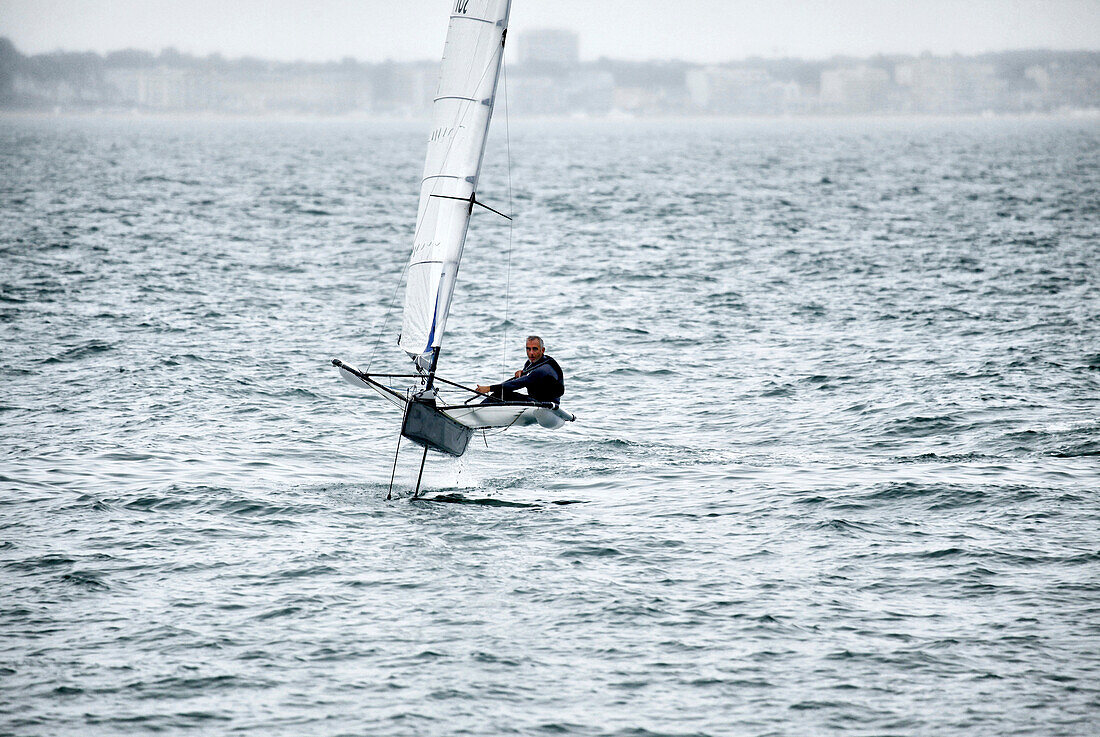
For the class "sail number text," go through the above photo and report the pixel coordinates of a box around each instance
[454,0,469,14]
[429,126,457,143]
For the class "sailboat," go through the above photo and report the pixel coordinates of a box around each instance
[332,0,574,493]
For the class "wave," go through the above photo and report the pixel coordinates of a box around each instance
[41,340,114,363]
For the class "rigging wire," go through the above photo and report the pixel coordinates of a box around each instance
[501,48,515,379]
[365,261,410,373]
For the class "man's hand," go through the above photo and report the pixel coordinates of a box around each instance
[476,385,491,394]
[514,370,522,378]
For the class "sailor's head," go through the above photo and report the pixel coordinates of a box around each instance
[526,335,545,362]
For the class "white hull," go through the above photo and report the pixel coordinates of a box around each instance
[336,361,573,431]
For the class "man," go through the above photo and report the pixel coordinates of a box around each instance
[476,336,565,406]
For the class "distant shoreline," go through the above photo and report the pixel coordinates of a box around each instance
[2,109,1098,125]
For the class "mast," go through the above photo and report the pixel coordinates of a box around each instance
[398,0,512,384]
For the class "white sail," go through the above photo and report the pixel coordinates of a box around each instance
[398,0,512,370]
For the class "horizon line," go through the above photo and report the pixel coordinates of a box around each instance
[4,36,1099,68]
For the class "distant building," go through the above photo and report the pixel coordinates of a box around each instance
[373,61,434,115]
[565,68,614,114]
[894,57,1002,113]
[1019,62,1100,111]
[686,66,804,114]
[507,74,565,115]
[820,65,890,112]
[518,29,579,68]
[403,64,436,114]
[684,67,717,109]
[100,65,372,114]
[102,67,215,110]
[508,67,612,116]
[611,85,663,116]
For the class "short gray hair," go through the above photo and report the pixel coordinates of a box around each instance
[526,335,544,349]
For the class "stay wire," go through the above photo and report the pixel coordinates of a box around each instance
[501,50,514,379]
[365,263,408,374]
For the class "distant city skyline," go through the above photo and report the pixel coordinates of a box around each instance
[1,0,1098,64]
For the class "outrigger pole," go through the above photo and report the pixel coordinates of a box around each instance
[386,431,402,501]
[414,446,429,499]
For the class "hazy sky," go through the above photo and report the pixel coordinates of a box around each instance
[1,0,1098,62]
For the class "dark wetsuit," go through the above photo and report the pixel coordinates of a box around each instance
[485,355,565,406]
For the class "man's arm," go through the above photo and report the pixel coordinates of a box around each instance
[477,365,525,394]
[477,370,536,395]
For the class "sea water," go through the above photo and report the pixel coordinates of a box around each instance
[1,115,1098,735]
